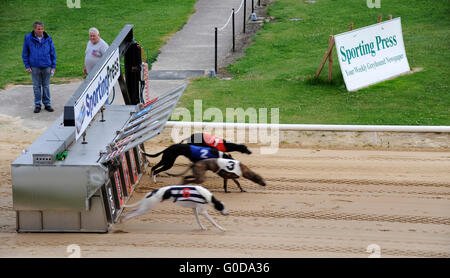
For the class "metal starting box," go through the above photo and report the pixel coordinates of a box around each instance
[11,25,186,232]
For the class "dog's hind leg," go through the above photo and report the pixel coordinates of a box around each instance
[121,207,147,223]
[183,174,205,185]
[232,179,246,192]
[121,196,159,222]
[150,161,165,182]
[182,175,197,184]
[151,162,175,182]
[198,207,225,231]
[153,164,174,176]
[193,208,207,230]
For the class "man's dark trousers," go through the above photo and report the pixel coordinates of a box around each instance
[31,67,51,109]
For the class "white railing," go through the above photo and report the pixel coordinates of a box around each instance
[166,121,450,133]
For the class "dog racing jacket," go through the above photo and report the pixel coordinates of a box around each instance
[169,186,208,204]
[203,133,226,152]
[216,158,242,177]
[189,145,222,162]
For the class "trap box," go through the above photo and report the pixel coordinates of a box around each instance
[11,24,186,233]
[11,83,186,233]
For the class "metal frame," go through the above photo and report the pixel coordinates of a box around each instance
[101,83,187,164]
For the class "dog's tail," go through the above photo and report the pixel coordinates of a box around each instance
[166,165,193,177]
[141,150,164,158]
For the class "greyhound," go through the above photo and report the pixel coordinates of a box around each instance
[182,133,252,154]
[170,158,266,193]
[142,144,232,180]
[121,185,229,231]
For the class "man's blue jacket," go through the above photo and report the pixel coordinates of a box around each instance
[22,31,56,69]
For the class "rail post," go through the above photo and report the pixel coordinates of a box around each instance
[215,27,218,73]
[243,0,247,33]
[232,9,235,52]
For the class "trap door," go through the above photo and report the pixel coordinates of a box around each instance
[119,152,133,195]
[101,181,120,223]
[110,169,125,208]
[126,148,140,184]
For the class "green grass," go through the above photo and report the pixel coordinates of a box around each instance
[0,0,196,88]
[179,0,450,125]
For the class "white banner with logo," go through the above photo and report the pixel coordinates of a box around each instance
[334,17,410,91]
[74,48,120,140]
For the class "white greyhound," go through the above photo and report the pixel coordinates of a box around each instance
[121,185,228,231]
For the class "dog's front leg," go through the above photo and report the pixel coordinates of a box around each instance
[193,208,207,230]
[233,179,246,192]
[199,208,226,232]
[223,179,229,193]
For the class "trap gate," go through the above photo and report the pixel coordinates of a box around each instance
[11,25,187,232]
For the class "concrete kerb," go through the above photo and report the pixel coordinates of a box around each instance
[278,130,450,150]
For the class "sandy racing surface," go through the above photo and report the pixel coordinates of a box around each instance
[0,116,449,258]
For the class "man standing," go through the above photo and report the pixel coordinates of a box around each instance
[22,21,56,113]
[84,28,109,75]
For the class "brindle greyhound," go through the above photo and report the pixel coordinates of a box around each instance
[169,158,266,193]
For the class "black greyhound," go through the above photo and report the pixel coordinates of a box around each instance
[142,144,232,178]
[183,133,252,154]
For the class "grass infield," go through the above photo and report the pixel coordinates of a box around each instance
[178,0,449,125]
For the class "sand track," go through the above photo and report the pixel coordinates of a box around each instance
[0,126,449,257]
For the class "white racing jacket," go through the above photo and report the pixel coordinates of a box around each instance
[216,158,242,177]
[169,186,209,206]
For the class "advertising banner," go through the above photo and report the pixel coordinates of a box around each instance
[74,48,120,140]
[334,18,410,91]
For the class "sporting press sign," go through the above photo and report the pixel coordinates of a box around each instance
[74,48,120,140]
[334,17,410,91]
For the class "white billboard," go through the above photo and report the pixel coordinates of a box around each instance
[74,48,120,140]
[334,17,410,91]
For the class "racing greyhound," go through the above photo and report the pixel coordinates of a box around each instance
[142,144,232,179]
[182,133,252,154]
[121,185,228,231]
[170,158,266,193]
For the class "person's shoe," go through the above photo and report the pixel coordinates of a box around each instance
[34,107,41,113]
[44,106,54,112]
